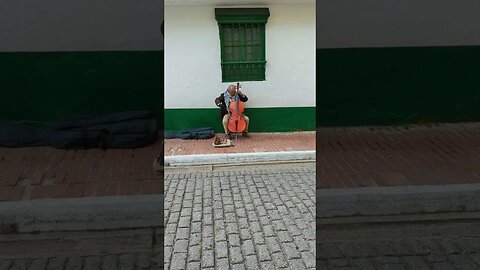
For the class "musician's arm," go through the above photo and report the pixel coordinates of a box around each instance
[239,94,248,102]
[215,94,226,109]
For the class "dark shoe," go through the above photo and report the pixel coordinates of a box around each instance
[242,132,249,137]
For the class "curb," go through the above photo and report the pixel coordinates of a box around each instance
[0,194,163,233]
[165,150,315,166]
[317,183,480,219]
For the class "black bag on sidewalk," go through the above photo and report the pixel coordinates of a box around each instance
[165,127,214,140]
[39,111,159,149]
[0,121,42,147]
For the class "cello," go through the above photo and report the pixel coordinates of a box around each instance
[227,82,247,134]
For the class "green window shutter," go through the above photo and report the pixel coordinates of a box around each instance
[215,8,269,82]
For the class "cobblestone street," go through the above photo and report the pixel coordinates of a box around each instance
[164,163,316,270]
[0,228,162,269]
[317,218,480,269]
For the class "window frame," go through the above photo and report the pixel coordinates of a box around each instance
[215,8,270,82]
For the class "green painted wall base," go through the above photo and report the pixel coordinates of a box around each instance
[6,46,478,130]
[0,51,163,127]
[165,107,315,132]
[317,46,480,127]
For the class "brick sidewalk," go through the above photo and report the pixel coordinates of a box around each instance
[164,132,315,156]
[0,140,163,201]
[318,123,480,189]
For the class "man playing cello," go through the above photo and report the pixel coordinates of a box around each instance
[215,84,250,139]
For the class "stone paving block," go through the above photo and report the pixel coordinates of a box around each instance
[262,225,275,237]
[228,234,241,247]
[259,261,276,270]
[216,258,229,269]
[239,228,251,240]
[189,233,201,247]
[249,221,261,233]
[265,237,282,254]
[256,245,271,262]
[201,250,214,269]
[202,225,214,238]
[203,214,213,225]
[170,253,187,270]
[244,255,259,270]
[214,219,225,230]
[215,241,228,259]
[226,222,239,235]
[165,164,315,270]
[186,261,200,270]
[271,220,287,231]
[277,230,294,243]
[252,232,266,245]
[214,229,227,242]
[242,240,255,256]
[202,237,214,251]
[173,239,188,254]
[188,245,201,262]
[229,246,244,265]
[301,251,316,269]
[294,236,311,252]
[271,252,288,268]
[213,210,223,221]
[175,228,189,240]
[259,215,271,226]
[288,259,306,270]
[283,242,301,260]
[190,222,202,234]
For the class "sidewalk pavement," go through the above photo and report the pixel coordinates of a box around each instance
[164,132,315,166]
[317,122,480,218]
[0,139,163,232]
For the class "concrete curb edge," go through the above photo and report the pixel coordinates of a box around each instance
[165,150,316,166]
[317,183,480,218]
[0,194,163,233]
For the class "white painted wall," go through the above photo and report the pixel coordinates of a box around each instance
[165,0,314,6]
[165,4,315,109]
[0,0,163,52]
[317,0,480,48]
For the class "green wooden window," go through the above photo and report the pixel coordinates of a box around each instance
[215,8,270,82]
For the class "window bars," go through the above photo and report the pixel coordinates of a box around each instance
[215,8,269,82]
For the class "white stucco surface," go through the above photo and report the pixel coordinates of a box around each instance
[317,0,480,48]
[0,0,163,52]
[165,0,315,6]
[165,4,315,109]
